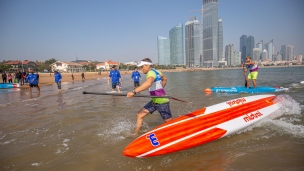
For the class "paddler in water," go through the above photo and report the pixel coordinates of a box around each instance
[127,58,172,136]
[242,56,258,88]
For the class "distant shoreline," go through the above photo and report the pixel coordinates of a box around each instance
[19,64,303,89]
[158,64,304,72]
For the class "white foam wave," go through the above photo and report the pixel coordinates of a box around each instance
[1,139,16,145]
[97,119,134,144]
[236,94,303,138]
[55,138,70,154]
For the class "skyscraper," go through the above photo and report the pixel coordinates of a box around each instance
[253,48,260,61]
[256,40,263,60]
[262,49,268,61]
[246,36,255,58]
[157,36,170,65]
[234,51,241,65]
[225,44,234,66]
[280,45,287,61]
[240,35,247,62]
[185,17,201,67]
[218,18,223,61]
[266,39,273,61]
[169,23,184,65]
[202,0,219,67]
[286,45,294,61]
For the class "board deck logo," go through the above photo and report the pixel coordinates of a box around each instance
[147,133,160,146]
[226,98,246,107]
[243,111,263,122]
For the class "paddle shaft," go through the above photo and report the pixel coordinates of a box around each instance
[83,91,189,103]
[242,62,248,87]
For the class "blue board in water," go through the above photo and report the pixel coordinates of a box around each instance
[204,86,287,93]
[0,83,20,89]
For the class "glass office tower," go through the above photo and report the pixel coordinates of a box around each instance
[286,45,294,61]
[256,40,263,60]
[280,45,286,61]
[185,17,201,67]
[169,23,184,65]
[202,0,219,67]
[218,18,223,62]
[246,36,255,59]
[240,35,247,62]
[225,44,234,66]
[266,39,273,61]
[157,36,170,65]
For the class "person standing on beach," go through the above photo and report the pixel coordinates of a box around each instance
[2,72,7,83]
[71,73,74,83]
[242,56,258,88]
[127,58,172,136]
[81,72,85,81]
[7,73,13,83]
[108,65,122,93]
[54,70,62,92]
[15,71,22,85]
[131,67,141,88]
[25,69,40,92]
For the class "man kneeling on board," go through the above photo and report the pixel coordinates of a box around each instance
[25,69,40,92]
[127,58,172,136]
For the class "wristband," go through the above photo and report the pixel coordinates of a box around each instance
[132,89,137,94]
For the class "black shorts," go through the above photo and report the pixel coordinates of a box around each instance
[144,101,172,120]
[111,82,120,89]
[29,84,38,87]
[134,81,140,87]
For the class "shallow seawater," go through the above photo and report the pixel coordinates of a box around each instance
[0,67,303,171]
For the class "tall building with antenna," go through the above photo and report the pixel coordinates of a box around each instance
[202,0,222,67]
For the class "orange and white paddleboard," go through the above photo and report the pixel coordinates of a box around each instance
[123,94,279,158]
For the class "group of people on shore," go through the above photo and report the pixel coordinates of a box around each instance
[1,71,30,85]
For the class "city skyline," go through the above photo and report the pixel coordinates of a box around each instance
[0,0,303,63]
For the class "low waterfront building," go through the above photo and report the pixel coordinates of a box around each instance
[50,61,84,73]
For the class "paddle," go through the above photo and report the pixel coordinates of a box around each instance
[82,91,190,103]
[242,62,248,87]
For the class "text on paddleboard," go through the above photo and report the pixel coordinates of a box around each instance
[226,98,246,107]
[147,133,160,146]
[243,111,263,122]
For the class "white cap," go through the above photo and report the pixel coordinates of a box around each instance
[137,61,153,66]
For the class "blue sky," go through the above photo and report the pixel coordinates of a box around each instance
[0,0,303,63]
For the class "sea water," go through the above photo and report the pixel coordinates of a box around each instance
[0,67,303,171]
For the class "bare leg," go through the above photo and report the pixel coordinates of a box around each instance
[246,79,250,88]
[134,108,150,135]
[252,79,257,88]
[37,85,40,92]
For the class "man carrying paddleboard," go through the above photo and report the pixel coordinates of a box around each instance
[127,58,172,136]
[243,56,258,88]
